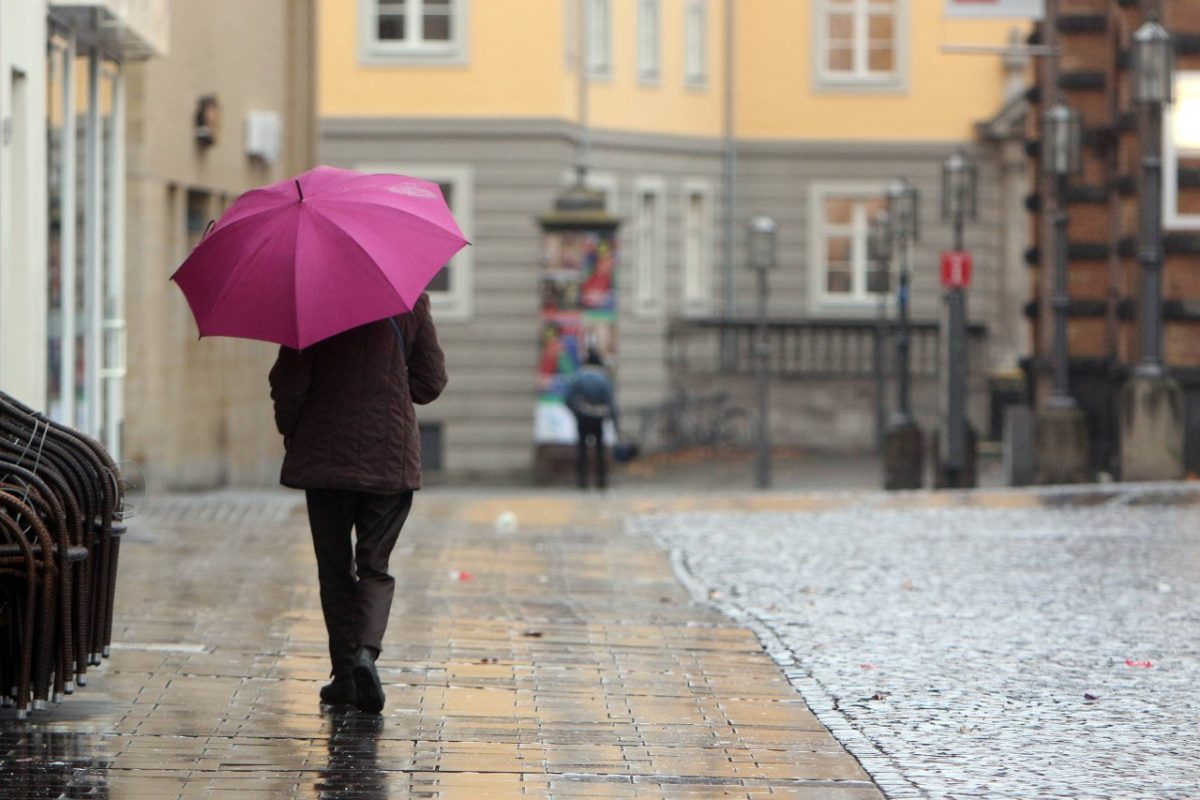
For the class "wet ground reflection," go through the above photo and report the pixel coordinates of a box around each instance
[315,711,388,800]
[0,727,108,799]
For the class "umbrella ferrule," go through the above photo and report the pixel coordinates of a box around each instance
[295,179,304,202]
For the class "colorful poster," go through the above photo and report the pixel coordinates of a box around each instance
[535,229,619,444]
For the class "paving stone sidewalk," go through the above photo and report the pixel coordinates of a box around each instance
[0,489,882,799]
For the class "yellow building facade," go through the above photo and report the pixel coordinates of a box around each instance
[319,1,1020,139]
[314,0,1034,480]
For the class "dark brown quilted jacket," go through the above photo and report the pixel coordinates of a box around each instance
[268,293,446,493]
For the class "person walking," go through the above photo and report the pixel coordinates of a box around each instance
[565,348,618,489]
[269,293,446,714]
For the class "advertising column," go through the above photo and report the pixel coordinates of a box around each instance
[534,183,620,481]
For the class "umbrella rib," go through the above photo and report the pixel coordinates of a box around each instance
[171,204,294,285]
[311,198,470,245]
[201,212,299,330]
[287,209,302,350]
[303,206,411,308]
[292,208,409,347]
[201,204,295,241]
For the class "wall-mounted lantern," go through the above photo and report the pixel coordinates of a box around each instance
[194,95,221,148]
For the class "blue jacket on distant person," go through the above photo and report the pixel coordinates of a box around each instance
[565,362,617,425]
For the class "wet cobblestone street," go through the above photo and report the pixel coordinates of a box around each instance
[636,486,1200,799]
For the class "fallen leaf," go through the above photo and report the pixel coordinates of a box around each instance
[1125,659,1154,668]
[1084,693,1100,702]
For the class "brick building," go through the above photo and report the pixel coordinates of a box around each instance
[1026,0,1200,475]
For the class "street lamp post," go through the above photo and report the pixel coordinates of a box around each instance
[883,179,923,490]
[1042,101,1083,409]
[1132,15,1174,378]
[869,210,893,453]
[1119,11,1184,481]
[1033,99,1090,484]
[888,180,919,422]
[748,215,777,489]
[938,150,978,487]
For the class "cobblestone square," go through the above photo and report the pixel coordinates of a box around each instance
[636,486,1200,799]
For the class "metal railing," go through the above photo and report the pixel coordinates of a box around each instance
[667,317,987,380]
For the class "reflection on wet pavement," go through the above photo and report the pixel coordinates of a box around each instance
[0,729,109,798]
[315,712,386,799]
[0,489,882,799]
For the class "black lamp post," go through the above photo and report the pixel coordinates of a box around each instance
[882,179,923,490]
[869,210,892,452]
[1118,10,1184,482]
[748,214,777,489]
[1132,15,1174,378]
[886,179,919,423]
[939,150,979,486]
[942,151,978,250]
[1041,101,1083,409]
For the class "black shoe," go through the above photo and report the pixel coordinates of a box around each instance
[352,647,385,714]
[319,676,357,706]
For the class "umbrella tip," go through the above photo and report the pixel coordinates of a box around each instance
[295,179,304,202]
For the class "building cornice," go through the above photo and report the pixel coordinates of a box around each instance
[320,117,978,157]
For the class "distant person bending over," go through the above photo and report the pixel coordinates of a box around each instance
[269,293,447,714]
[565,348,618,490]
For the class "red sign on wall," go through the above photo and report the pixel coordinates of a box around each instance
[940,251,973,288]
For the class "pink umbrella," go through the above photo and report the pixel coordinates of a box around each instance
[171,165,468,350]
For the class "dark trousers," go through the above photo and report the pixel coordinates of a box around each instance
[305,489,414,678]
[575,415,608,489]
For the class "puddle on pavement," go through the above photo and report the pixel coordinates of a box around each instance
[0,727,109,799]
[882,489,1131,510]
[1035,490,1121,508]
[1124,489,1200,507]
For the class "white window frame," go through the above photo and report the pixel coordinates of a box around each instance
[808,182,890,311]
[813,0,907,92]
[357,162,475,322]
[1165,71,1200,231]
[632,176,667,318]
[359,0,468,64]
[684,0,708,89]
[586,0,612,80]
[682,178,714,316]
[638,0,661,85]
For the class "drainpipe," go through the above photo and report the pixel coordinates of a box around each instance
[576,0,590,185]
[720,0,736,366]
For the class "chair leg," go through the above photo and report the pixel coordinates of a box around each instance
[57,558,74,694]
[90,534,109,666]
[32,560,57,706]
[16,563,37,717]
[75,556,90,685]
[102,537,120,658]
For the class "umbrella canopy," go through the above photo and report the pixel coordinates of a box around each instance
[171,165,468,349]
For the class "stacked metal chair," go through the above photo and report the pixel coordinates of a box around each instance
[0,392,124,718]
